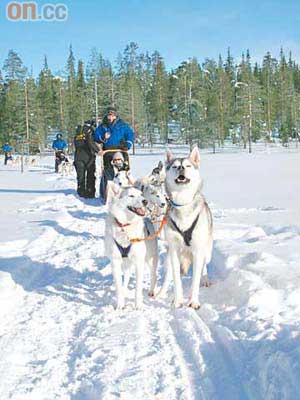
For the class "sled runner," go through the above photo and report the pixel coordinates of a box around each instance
[100,148,130,203]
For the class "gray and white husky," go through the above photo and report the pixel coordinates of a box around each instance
[158,146,213,309]
[148,161,166,186]
[105,184,158,309]
[134,180,168,241]
[134,180,167,215]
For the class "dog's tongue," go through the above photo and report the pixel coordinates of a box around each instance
[135,207,146,216]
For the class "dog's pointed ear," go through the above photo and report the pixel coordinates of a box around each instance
[189,146,201,167]
[166,149,173,164]
[158,161,163,171]
[106,181,121,206]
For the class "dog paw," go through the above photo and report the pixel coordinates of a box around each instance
[173,300,184,308]
[187,301,201,310]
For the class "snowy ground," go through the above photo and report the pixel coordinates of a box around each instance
[0,149,300,400]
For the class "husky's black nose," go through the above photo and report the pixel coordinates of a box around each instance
[161,202,166,207]
[142,199,148,206]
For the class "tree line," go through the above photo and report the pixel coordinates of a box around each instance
[1,42,300,152]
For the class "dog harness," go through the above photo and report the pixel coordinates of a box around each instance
[114,239,132,258]
[114,218,132,257]
[113,215,167,245]
[169,213,200,246]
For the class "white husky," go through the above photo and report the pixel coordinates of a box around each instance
[135,180,167,217]
[58,160,73,176]
[159,147,213,309]
[113,168,135,188]
[105,184,158,309]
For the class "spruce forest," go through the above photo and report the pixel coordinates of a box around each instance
[1,42,300,151]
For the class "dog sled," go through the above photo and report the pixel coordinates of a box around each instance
[55,150,69,173]
[100,148,130,203]
[55,150,69,162]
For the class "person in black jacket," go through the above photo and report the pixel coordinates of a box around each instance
[74,120,100,198]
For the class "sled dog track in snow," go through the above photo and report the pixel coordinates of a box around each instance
[67,307,194,399]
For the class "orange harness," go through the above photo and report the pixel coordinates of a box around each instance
[130,215,168,243]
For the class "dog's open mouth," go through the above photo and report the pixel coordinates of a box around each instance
[175,175,190,184]
[127,206,146,216]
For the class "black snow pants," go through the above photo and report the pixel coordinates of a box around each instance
[74,158,96,198]
[4,153,10,165]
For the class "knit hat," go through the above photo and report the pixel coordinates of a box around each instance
[105,106,117,116]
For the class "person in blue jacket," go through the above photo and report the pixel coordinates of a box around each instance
[94,106,134,150]
[52,133,67,172]
[94,106,135,202]
[2,143,13,165]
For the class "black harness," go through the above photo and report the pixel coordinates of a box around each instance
[114,239,132,258]
[169,213,200,247]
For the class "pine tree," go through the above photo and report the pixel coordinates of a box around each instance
[37,56,56,143]
[261,52,277,139]
[65,45,77,138]
[116,43,146,149]
[3,50,27,82]
[2,43,300,151]
[149,51,169,142]
[76,59,90,124]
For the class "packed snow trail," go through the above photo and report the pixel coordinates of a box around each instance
[1,151,300,399]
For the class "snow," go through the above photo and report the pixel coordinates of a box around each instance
[0,149,300,399]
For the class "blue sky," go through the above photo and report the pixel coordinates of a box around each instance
[1,0,300,74]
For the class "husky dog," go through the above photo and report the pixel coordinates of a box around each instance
[134,180,167,224]
[58,157,73,175]
[105,185,158,309]
[12,156,20,166]
[146,161,168,225]
[159,147,213,309]
[134,180,166,209]
[142,184,167,212]
[148,161,166,187]
[113,168,135,188]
